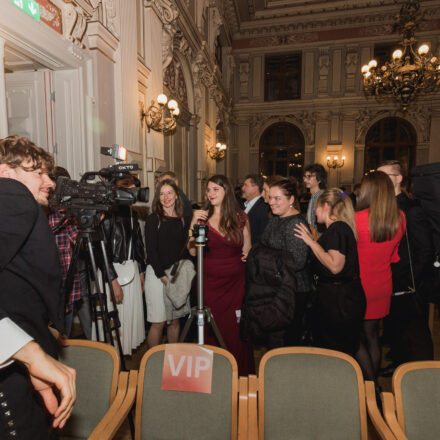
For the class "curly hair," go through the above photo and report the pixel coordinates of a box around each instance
[0,135,54,173]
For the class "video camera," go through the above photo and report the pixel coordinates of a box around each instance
[50,145,149,211]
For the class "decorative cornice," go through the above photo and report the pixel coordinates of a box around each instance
[86,20,118,61]
[224,0,440,39]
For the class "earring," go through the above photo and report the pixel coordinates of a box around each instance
[289,204,293,208]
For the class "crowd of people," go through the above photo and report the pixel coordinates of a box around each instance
[1,134,438,437]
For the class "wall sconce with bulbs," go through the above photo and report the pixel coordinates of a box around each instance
[141,93,180,133]
[327,155,346,169]
[208,142,227,160]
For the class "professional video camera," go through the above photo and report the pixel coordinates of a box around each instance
[51,162,149,211]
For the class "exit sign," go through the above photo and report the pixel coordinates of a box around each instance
[11,0,40,22]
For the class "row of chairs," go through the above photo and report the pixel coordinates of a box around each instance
[57,340,440,439]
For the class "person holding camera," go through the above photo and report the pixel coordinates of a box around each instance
[188,175,253,375]
[145,179,192,348]
[101,175,147,355]
[0,135,76,439]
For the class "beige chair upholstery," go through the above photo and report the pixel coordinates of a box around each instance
[254,347,369,440]
[135,343,238,440]
[382,361,440,440]
[57,339,132,440]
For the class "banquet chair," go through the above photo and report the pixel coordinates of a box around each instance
[134,343,240,440]
[381,361,440,440]
[57,339,135,440]
[249,346,390,440]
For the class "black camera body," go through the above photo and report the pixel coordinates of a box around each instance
[50,163,149,211]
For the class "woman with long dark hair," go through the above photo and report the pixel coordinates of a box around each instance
[188,175,253,374]
[145,179,192,348]
[294,189,366,355]
[354,171,405,381]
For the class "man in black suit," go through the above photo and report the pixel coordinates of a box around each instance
[0,136,76,439]
[242,174,269,245]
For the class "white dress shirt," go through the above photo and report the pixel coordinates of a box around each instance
[244,195,261,214]
[0,318,33,368]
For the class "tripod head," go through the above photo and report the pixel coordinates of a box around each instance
[193,223,209,246]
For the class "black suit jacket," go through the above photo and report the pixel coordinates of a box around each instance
[247,197,269,245]
[0,178,64,358]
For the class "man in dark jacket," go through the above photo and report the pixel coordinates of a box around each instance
[241,174,269,245]
[378,160,434,375]
[0,136,76,439]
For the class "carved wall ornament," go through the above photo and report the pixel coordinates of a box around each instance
[164,57,189,109]
[345,52,358,92]
[101,0,120,38]
[239,61,249,98]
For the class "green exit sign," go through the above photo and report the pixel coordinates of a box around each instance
[11,0,40,22]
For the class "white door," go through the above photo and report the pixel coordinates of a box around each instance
[52,69,86,179]
[5,70,53,151]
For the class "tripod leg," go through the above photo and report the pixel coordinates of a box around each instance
[205,308,227,350]
[85,238,112,343]
[179,309,197,342]
[99,240,126,370]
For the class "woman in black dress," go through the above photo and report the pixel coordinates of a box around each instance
[294,188,366,355]
[145,179,192,348]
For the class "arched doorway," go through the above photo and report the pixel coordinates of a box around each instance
[259,122,305,178]
[364,117,416,176]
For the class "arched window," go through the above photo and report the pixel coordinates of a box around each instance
[364,117,416,176]
[259,122,305,178]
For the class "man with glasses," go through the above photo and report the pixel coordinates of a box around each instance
[377,160,434,375]
[303,163,327,232]
[0,136,76,439]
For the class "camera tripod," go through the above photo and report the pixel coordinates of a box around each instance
[61,209,126,370]
[179,224,227,348]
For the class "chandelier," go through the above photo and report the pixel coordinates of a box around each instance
[208,143,227,160]
[361,0,440,110]
[141,94,180,133]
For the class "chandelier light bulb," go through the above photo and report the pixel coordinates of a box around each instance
[216,142,222,149]
[361,65,370,73]
[334,156,338,160]
[368,59,378,69]
[418,44,429,55]
[172,107,180,116]
[342,156,346,160]
[364,71,371,78]
[157,94,168,105]
[167,99,178,110]
[392,49,403,59]
[326,156,331,160]
[430,56,437,63]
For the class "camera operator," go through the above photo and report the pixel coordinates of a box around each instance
[48,166,92,339]
[101,174,146,355]
[0,136,76,439]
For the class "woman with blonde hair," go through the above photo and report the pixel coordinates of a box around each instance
[354,171,405,381]
[295,189,366,355]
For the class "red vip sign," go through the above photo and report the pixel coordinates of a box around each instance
[161,345,213,394]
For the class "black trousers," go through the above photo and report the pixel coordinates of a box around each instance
[0,363,55,440]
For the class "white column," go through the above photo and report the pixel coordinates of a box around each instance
[0,38,8,138]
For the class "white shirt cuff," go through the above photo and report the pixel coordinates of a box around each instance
[0,318,34,368]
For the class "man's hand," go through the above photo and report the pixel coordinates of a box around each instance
[112,279,124,304]
[13,341,76,429]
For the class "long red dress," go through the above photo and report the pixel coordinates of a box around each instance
[203,217,254,375]
[355,209,406,319]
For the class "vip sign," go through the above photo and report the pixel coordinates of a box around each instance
[161,345,213,394]
[11,0,40,22]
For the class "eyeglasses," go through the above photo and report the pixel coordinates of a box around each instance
[303,174,316,180]
[384,173,400,177]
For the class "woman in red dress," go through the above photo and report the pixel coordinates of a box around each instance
[355,171,405,381]
[188,175,253,375]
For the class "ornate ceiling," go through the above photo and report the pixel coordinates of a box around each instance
[222,0,440,38]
